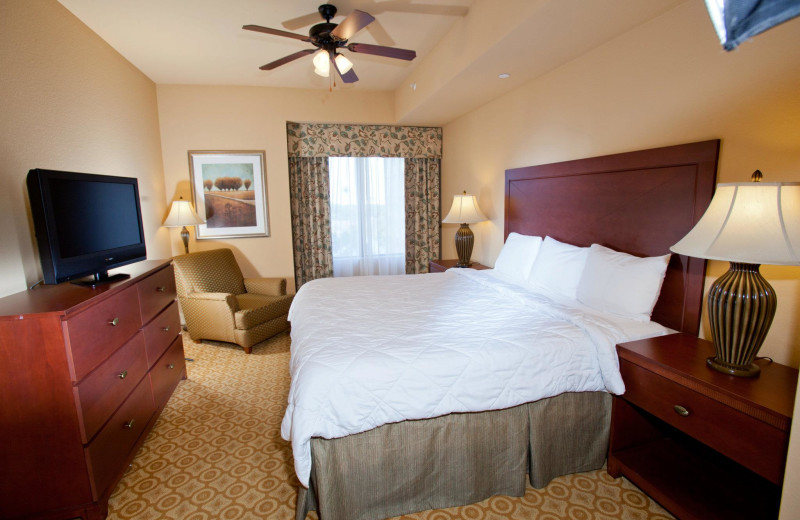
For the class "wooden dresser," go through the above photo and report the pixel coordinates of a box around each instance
[0,259,186,520]
[609,333,797,520]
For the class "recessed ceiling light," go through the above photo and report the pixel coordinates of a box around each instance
[498,73,510,79]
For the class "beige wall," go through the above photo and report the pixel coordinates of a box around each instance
[0,0,170,297]
[442,0,800,367]
[156,85,394,290]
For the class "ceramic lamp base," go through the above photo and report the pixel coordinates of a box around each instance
[707,262,776,378]
[454,223,474,267]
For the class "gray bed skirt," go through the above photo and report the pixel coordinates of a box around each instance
[296,391,612,520]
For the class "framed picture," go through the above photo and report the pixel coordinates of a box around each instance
[188,150,269,239]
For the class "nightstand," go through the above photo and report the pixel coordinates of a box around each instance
[608,333,797,520]
[428,259,491,273]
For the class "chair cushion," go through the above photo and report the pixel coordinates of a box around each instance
[173,248,246,297]
[234,293,294,330]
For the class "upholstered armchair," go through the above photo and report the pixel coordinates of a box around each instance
[172,248,293,353]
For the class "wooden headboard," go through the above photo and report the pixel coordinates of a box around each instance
[505,140,719,334]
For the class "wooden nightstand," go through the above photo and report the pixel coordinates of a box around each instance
[428,259,491,273]
[608,333,797,520]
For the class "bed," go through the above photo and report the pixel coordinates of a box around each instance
[286,140,720,520]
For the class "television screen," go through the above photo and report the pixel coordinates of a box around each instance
[27,169,147,285]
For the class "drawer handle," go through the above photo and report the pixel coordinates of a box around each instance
[162,326,170,332]
[123,419,135,429]
[118,370,128,380]
[109,317,120,326]
[156,286,166,292]
[673,404,690,417]
[167,363,175,369]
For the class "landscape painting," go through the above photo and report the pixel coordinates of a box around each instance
[189,151,269,239]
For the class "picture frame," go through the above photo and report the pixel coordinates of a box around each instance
[188,150,269,239]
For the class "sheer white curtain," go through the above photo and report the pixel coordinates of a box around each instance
[329,157,405,277]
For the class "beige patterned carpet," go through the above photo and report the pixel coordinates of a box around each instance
[108,333,674,520]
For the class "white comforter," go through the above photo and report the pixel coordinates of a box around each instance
[282,269,640,487]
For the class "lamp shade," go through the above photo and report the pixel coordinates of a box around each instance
[162,199,205,227]
[670,182,800,265]
[442,193,487,224]
[313,50,330,77]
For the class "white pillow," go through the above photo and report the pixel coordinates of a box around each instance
[577,243,670,322]
[527,236,589,299]
[493,233,543,282]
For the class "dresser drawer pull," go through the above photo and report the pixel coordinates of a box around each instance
[118,370,128,380]
[123,419,135,429]
[109,317,120,326]
[167,363,175,370]
[162,326,170,332]
[156,286,166,292]
[673,405,690,417]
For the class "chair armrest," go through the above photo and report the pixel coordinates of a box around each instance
[244,278,287,296]
[180,292,238,344]
[185,292,239,311]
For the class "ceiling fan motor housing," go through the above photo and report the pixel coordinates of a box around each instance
[309,22,338,43]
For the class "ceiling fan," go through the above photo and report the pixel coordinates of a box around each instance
[243,3,417,84]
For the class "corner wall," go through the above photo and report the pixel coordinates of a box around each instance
[441,0,800,366]
[0,0,170,297]
[156,85,394,289]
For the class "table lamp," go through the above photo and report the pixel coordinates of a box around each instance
[442,191,487,267]
[670,171,800,377]
[162,197,205,254]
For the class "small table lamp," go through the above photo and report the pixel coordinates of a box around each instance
[442,191,488,267]
[670,171,800,377]
[162,197,205,254]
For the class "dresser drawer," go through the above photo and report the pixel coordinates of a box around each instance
[150,336,186,410]
[620,359,788,483]
[84,375,155,500]
[64,286,142,381]
[143,300,180,368]
[74,333,148,443]
[138,265,177,324]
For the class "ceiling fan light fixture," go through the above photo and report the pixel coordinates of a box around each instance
[335,53,353,74]
[313,49,330,77]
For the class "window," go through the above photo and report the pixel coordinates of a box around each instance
[328,157,405,277]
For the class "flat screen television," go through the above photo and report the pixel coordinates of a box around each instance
[27,168,147,286]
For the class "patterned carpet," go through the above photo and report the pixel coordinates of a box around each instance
[108,333,674,520]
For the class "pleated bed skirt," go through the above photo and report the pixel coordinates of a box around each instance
[297,391,612,520]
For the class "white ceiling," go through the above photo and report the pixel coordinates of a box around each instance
[57,0,473,91]
[57,0,689,125]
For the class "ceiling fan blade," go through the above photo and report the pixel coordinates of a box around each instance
[331,54,359,84]
[259,49,314,70]
[242,25,310,42]
[347,43,416,61]
[331,10,375,41]
[281,12,322,31]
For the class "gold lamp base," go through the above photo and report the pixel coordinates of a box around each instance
[180,226,190,254]
[454,223,474,267]
[707,262,777,378]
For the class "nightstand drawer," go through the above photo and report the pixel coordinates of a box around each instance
[620,359,788,483]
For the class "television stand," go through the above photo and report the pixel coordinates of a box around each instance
[71,272,131,287]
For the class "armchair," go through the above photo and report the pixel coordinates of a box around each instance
[172,248,293,353]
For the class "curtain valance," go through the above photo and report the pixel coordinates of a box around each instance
[287,122,442,159]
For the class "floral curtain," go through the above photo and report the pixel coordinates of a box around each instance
[405,158,441,274]
[287,157,333,287]
[287,123,442,285]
